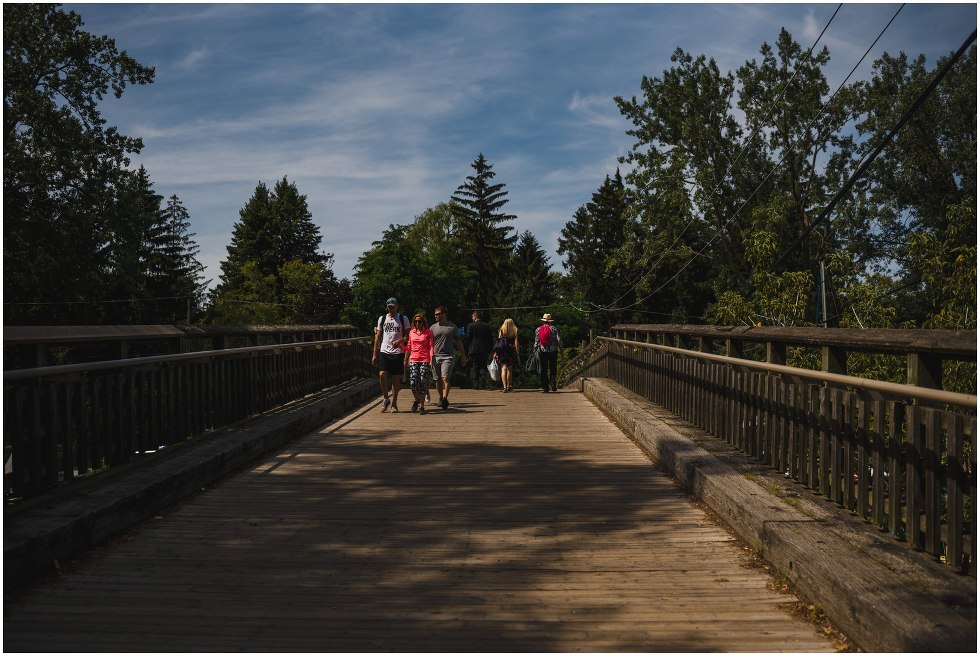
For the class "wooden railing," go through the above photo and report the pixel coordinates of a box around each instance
[571,325,977,575]
[4,337,373,501]
[3,324,361,369]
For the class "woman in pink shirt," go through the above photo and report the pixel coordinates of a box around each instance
[406,312,435,414]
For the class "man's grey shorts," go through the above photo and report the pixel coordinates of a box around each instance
[434,356,454,380]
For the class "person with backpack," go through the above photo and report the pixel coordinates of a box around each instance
[534,313,564,393]
[371,297,410,412]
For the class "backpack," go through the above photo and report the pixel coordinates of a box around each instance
[537,324,554,349]
[378,313,409,339]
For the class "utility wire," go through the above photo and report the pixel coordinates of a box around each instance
[4,295,197,306]
[773,26,978,269]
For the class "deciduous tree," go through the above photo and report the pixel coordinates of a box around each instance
[4,3,154,324]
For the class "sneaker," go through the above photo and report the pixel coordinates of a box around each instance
[381,398,390,412]
[411,400,419,413]
[391,404,399,413]
[441,397,449,410]
[419,407,427,415]
[425,392,431,403]
[551,385,557,392]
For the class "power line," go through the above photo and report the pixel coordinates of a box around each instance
[4,295,197,306]
[773,26,978,269]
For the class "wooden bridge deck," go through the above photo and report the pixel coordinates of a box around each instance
[4,388,837,652]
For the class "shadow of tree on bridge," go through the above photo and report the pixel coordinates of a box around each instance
[3,396,807,652]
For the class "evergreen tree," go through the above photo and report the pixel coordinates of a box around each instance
[212,176,344,324]
[451,154,518,309]
[146,194,208,323]
[105,166,163,323]
[508,231,553,308]
[217,182,276,293]
[558,171,629,327]
[269,176,326,275]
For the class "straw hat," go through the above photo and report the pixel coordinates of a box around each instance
[540,313,554,323]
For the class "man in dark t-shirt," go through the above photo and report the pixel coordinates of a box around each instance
[465,310,493,389]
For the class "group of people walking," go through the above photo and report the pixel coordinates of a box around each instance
[370,298,564,414]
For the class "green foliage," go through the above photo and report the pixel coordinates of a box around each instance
[711,196,814,326]
[558,171,632,330]
[507,231,554,308]
[450,154,518,309]
[602,26,975,344]
[147,194,210,323]
[4,3,155,324]
[346,221,468,331]
[210,261,280,325]
[211,177,349,325]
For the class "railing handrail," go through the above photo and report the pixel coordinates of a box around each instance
[610,324,977,359]
[3,323,360,345]
[600,336,977,409]
[3,336,372,382]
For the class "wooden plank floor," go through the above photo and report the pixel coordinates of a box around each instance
[4,388,838,652]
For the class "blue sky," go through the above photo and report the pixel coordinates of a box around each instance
[64,3,977,286]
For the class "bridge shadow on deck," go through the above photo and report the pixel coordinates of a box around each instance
[4,392,828,652]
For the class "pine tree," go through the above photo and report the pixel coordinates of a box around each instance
[105,166,163,323]
[451,154,518,309]
[145,194,208,323]
[508,231,553,308]
[558,171,628,319]
[269,176,326,274]
[212,176,338,324]
[218,182,276,293]
[218,177,325,293]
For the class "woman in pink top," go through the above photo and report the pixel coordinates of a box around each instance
[406,312,435,414]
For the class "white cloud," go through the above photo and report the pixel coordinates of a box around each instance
[177,46,211,71]
[568,92,626,131]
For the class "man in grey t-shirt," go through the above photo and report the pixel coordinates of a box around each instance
[430,306,468,410]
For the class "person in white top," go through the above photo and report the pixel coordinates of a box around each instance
[372,297,409,412]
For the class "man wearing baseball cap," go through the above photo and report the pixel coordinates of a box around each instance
[372,297,410,412]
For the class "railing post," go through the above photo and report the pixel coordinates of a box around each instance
[767,341,786,366]
[907,352,942,390]
[726,339,744,359]
[822,346,847,376]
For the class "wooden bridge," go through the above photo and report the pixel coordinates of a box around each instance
[3,324,977,651]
